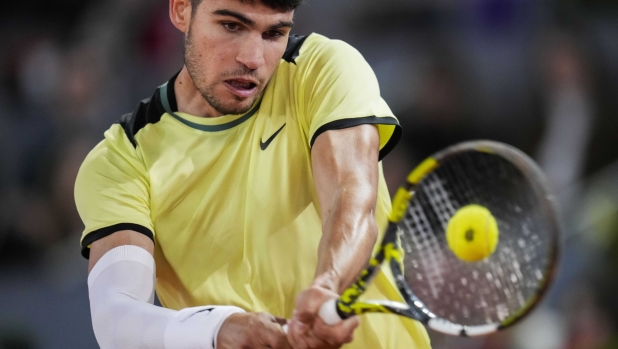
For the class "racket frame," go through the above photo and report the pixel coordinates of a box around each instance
[330,140,561,337]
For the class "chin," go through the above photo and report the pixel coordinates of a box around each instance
[218,97,256,115]
[203,87,258,116]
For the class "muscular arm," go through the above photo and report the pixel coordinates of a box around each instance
[287,124,380,348]
[311,124,380,293]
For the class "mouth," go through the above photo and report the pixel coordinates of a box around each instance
[223,78,259,98]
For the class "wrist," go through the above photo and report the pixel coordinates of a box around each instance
[163,305,245,349]
[312,270,341,293]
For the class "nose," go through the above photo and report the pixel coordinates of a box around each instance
[236,34,265,70]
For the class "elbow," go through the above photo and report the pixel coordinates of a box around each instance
[90,297,117,349]
[90,291,144,348]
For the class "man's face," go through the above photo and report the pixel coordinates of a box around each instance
[184,0,294,115]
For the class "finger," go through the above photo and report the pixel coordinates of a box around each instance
[262,320,293,349]
[313,315,360,346]
[288,318,309,337]
[291,319,334,349]
[339,316,360,343]
[286,319,311,349]
[257,312,277,323]
[299,330,331,349]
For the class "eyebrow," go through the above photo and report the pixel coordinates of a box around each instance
[269,21,294,31]
[213,9,294,30]
[213,9,255,26]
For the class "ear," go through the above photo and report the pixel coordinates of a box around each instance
[170,0,193,33]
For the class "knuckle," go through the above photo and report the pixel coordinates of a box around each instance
[256,311,269,319]
[252,313,270,327]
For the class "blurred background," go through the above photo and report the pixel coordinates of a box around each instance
[1,0,617,348]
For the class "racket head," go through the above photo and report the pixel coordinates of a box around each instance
[389,140,560,336]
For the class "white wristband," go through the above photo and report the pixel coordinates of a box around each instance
[164,306,246,349]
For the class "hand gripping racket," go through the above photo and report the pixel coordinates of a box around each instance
[318,140,560,336]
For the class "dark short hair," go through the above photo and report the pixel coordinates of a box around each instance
[190,0,303,14]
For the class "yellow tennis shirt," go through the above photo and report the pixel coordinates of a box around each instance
[75,33,430,349]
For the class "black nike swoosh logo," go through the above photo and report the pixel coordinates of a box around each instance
[182,307,214,322]
[260,123,286,150]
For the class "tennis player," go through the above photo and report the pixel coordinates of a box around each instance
[75,0,431,348]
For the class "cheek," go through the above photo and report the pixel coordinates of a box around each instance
[190,37,235,78]
[189,21,232,62]
[263,43,287,71]
[194,36,227,61]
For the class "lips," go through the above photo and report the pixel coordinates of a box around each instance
[224,78,258,98]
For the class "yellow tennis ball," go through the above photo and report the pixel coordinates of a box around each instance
[446,204,499,262]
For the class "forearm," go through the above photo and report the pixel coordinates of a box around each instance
[314,183,378,293]
[288,125,380,347]
[310,124,381,294]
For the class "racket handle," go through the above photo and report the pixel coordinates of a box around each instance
[318,298,343,325]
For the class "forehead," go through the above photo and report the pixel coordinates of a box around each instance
[198,0,294,19]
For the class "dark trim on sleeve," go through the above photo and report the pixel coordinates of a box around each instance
[80,223,154,259]
[310,116,402,161]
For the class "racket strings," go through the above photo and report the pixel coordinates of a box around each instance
[453,154,539,316]
[403,200,447,299]
[400,152,552,326]
[463,154,547,320]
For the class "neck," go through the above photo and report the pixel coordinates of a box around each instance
[174,66,222,118]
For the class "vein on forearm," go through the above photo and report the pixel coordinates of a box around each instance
[311,125,380,293]
[315,182,378,292]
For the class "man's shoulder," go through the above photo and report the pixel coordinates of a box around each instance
[99,84,166,151]
[117,84,168,147]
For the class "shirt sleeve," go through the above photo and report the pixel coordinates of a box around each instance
[75,124,154,259]
[300,37,402,160]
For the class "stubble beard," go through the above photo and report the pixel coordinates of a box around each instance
[184,27,260,116]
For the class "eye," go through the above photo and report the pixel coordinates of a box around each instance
[222,22,241,32]
[264,30,285,39]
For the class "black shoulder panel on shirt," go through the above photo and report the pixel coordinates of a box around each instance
[117,91,166,147]
[116,71,180,147]
[282,34,309,64]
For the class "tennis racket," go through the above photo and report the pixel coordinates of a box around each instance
[318,140,560,336]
